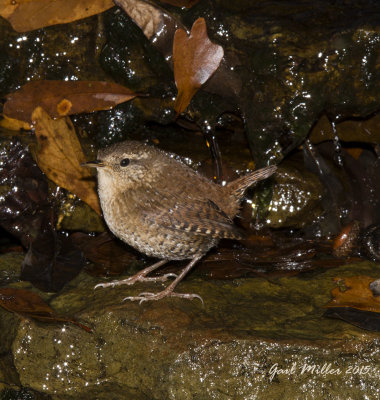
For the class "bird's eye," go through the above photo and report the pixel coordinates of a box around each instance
[120,158,130,167]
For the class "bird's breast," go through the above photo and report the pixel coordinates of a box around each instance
[99,189,217,260]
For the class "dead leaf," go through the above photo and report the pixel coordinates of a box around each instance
[115,0,166,40]
[0,0,114,32]
[4,80,137,124]
[173,17,224,114]
[325,276,380,313]
[32,107,101,215]
[115,0,185,59]
[0,114,31,131]
[0,288,92,332]
[324,308,380,332]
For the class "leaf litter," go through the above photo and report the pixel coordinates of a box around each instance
[173,18,224,114]
[32,106,101,216]
[0,287,92,332]
[4,80,138,125]
[0,0,114,32]
[324,276,380,331]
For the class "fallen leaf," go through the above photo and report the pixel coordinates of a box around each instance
[0,0,114,32]
[115,0,185,59]
[32,106,101,215]
[0,288,92,332]
[115,0,168,40]
[4,80,137,124]
[324,308,380,332]
[173,17,224,114]
[325,276,380,313]
[0,115,31,131]
[117,0,241,101]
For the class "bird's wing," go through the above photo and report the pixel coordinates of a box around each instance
[139,189,244,240]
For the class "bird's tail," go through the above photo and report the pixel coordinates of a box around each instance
[226,165,277,199]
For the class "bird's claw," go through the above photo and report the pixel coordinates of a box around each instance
[94,282,116,290]
[123,290,204,306]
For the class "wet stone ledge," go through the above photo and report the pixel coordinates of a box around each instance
[1,253,380,399]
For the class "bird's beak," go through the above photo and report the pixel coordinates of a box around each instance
[81,160,105,168]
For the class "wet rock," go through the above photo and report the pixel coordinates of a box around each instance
[0,355,21,393]
[0,138,51,247]
[255,162,324,229]
[310,114,380,144]
[0,131,104,236]
[57,200,105,233]
[333,221,361,258]
[215,3,380,165]
[362,225,380,261]
[0,14,108,97]
[0,252,24,287]
[0,136,88,291]
[99,2,380,164]
[257,140,380,235]
[1,250,380,399]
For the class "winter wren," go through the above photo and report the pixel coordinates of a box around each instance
[84,140,276,303]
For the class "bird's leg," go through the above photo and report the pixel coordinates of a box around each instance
[94,259,176,289]
[123,256,203,305]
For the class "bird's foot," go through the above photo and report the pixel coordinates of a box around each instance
[123,289,204,306]
[94,272,177,290]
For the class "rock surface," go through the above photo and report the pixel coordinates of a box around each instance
[1,253,380,399]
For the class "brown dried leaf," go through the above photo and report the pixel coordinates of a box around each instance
[4,80,137,124]
[32,107,101,215]
[323,307,380,331]
[0,114,31,131]
[0,287,91,332]
[0,287,54,315]
[325,276,380,313]
[115,0,165,40]
[0,0,114,32]
[173,17,224,114]
[116,0,186,61]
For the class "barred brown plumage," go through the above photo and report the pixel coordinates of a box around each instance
[83,140,276,304]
